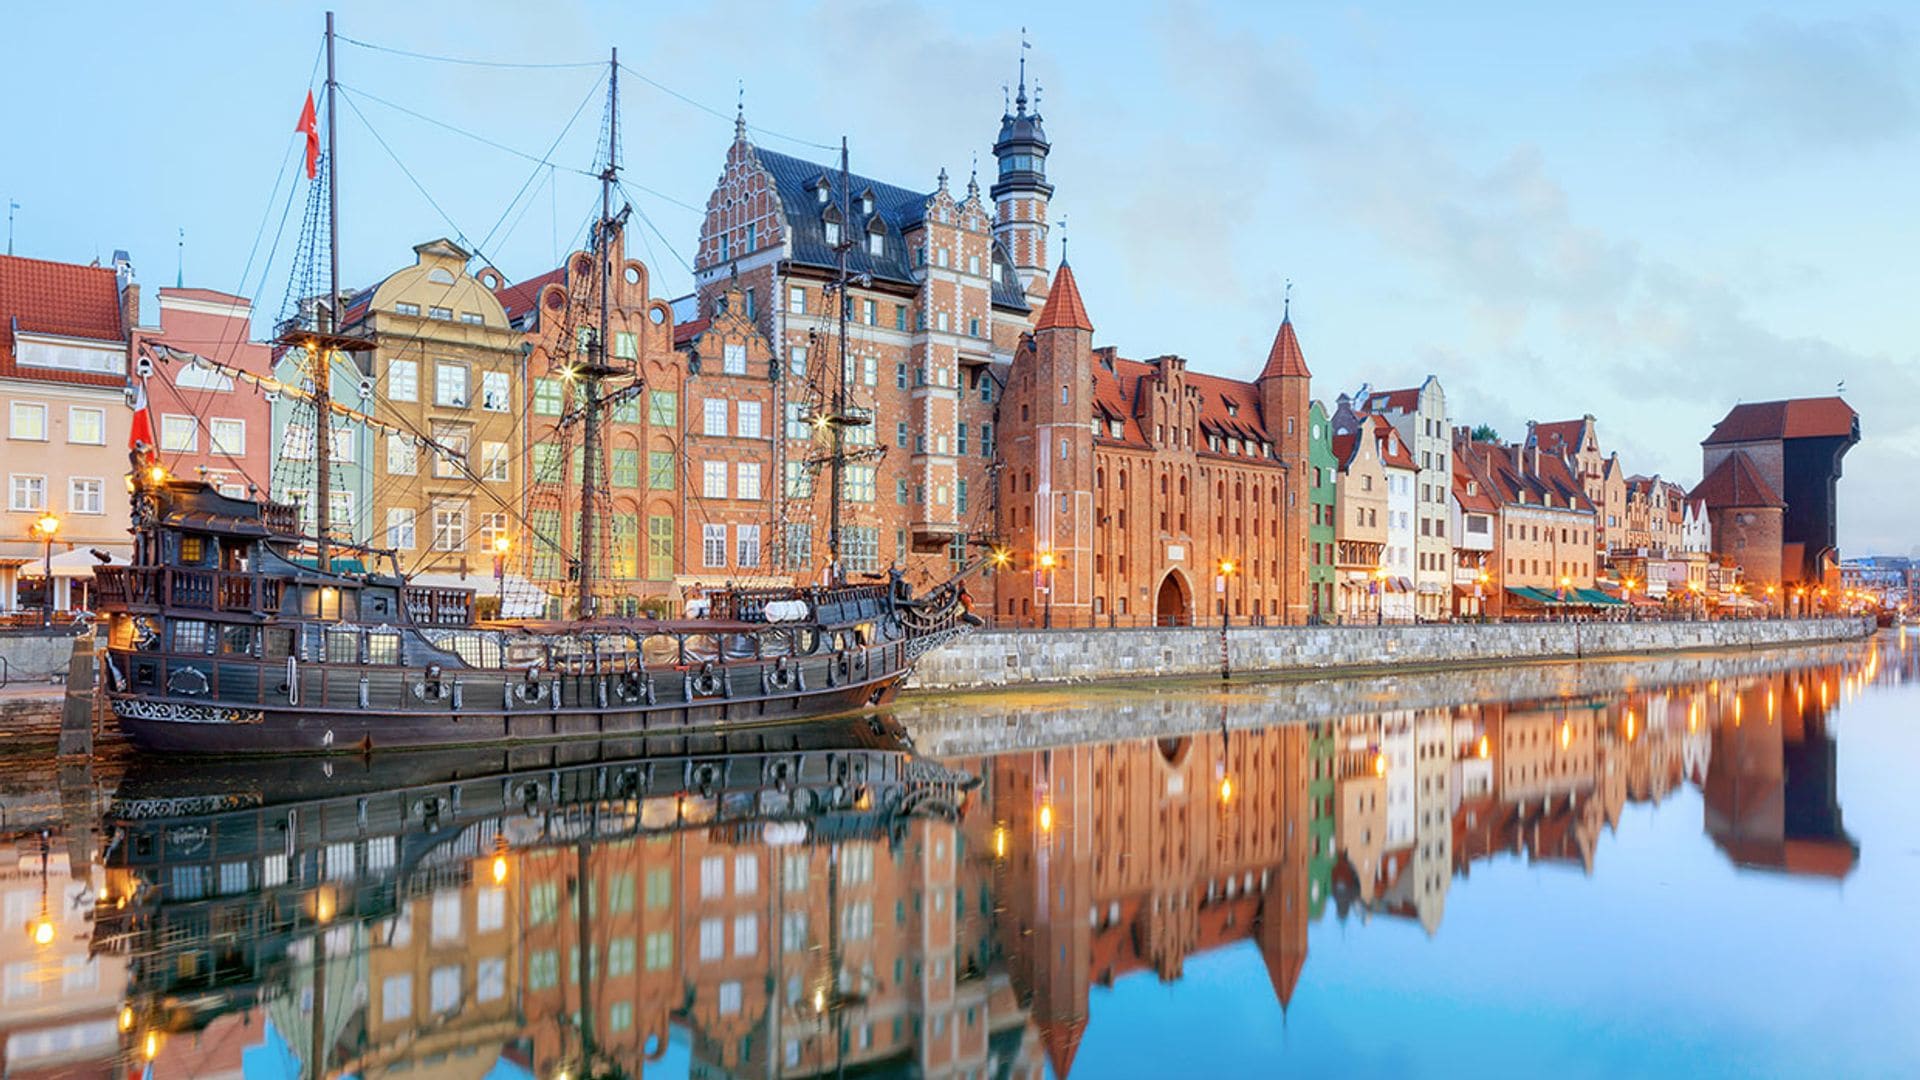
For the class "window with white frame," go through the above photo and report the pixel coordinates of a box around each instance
[736,462,761,501]
[699,917,725,961]
[702,460,727,499]
[381,973,413,1022]
[67,406,105,445]
[10,474,47,511]
[719,980,742,1015]
[429,964,461,1013]
[733,913,758,956]
[481,441,509,482]
[703,398,728,436]
[69,477,103,515]
[789,344,808,378]
[723,343,747,376]
[737,524,761,567]
[208,418,245,455]
[702,523,727,568]
[435,362,468,407]
[328,424,356,464]
[480,370,510,412]
[432,500,468,551]
[431,890,462,942]
[736,400,762,439]
[329,490,354,530]
[479,513,510,554]
[387,436,418,476]
[788,286,806,314]
[160,414,196,451]
[613,330,637,359]
[9,401,47,440]
[388,358,418,401]
[432,428,469,479]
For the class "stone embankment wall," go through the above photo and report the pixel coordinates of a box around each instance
[0,629,86,683]
[906,617,1875,693]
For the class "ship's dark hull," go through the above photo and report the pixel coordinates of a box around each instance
[111,666,909,754]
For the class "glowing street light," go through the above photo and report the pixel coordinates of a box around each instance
[1037,550,1057,629]
[31,513,58,627]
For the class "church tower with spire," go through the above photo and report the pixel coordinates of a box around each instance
[992,38,1055,305]
[1002,256,1094,625]
[1257,293,1314,624]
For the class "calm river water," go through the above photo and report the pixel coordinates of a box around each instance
[0,632,1913,1077]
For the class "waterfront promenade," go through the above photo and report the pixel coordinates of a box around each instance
[907,616,1873,692]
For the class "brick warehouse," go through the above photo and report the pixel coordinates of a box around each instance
[998,266,1314,626]
[683,65,1314,626]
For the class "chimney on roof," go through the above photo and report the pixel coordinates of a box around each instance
[113,251,139,337]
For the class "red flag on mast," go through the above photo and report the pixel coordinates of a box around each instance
[127,373,156,466]
[296,91,320,179]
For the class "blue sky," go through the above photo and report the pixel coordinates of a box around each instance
[3,1,1915,551]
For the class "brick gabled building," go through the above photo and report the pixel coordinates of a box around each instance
[1454,432,1599,616]
[1528,414,1627,561]
[1694,397,1857,595]
[689,100,1036,589]
[134,288,273,502]
[996,265,1313,627]
[490,232,684,613]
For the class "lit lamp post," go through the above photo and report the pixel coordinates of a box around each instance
[1764,583,1777,618]
[1622,577,1638,623]
[31,513,59,627]
[1476,568,1491,623]
[1217,558,1236,681]
[1373,565,1387,626]
[1037,550,1056,630]
[491,533,511,612]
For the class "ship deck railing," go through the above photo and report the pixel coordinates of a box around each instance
[95,566,286,616]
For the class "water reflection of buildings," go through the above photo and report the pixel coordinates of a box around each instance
[0,643,1894,1077]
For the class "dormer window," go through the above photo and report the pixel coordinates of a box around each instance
[815,179,830,205]
[823,209,842,249]
[1226,402,1239,417]
[866,218,885,257]
[860,188,875,215]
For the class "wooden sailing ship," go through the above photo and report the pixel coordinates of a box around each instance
[91,17,987,755]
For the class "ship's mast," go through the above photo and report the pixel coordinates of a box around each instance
[828,137,850,587]
[576,47,618,619]
[314,9,341,574]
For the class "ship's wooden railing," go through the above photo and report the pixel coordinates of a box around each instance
[406,586,473,627]
[95,567,284,614]
[715,582,892,622]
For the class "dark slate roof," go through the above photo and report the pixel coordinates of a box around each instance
[753,148,1029,313]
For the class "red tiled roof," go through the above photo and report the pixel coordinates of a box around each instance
[1363,387,1420,414]
[1455,437,1596,513]
[1531,418,1589,457]
[1259,317,1310,379]
[1704,397,1856,444]
[1034,261,1093,332]
[1453,453,1500,513]
[0,253,128,386]
[1188,370,1271,444]
[494,266,566,325]
[1691,450,1784,509]
[673,316,711,349]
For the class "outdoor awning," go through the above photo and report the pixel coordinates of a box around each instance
[1507,587,1559,605]
[17,548,130,580]
[1575,588,1625,606]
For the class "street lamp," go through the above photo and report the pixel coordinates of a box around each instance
[1037,550,1056,629]
[491,533,511,612]
[1373,565,1388,626]
[1217,558,1237,681]
[31,513,59,627]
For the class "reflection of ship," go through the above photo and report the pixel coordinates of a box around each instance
[92,720,975,1073]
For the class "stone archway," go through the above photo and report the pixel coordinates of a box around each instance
[1155,570,1193,627]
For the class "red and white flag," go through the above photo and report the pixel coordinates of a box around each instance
[127,375,156,465]
[296,90,320,180]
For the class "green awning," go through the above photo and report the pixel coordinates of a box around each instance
[1576,588,1624,606]
[1507,586,1559,605]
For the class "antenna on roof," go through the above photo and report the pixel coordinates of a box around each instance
[1836,379,1846,395]
[1057,216,1067,263]
[6,198,17,256]
[176,227,184,288]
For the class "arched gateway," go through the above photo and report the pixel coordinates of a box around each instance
[1155,570,1192,627]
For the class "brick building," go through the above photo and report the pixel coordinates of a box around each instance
[996,278,1314,627]
[689,102,1036,591]
[1694,397,1858,598]
[1527,415,1626,562]
[490,231,685,613]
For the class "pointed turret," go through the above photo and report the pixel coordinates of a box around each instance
[1260,315,1311,380]
[1034,259,1092,332]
